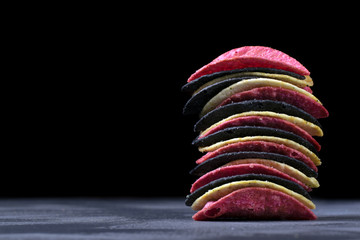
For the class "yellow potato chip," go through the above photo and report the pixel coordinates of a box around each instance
[193,71,313,95]
[223,159,319,188]
[191,180,315,211]
[201,78,321,116]
[198,136,321,166]
[200,111,323,137]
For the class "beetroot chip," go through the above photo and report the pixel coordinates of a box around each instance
[196,140,318,172]
[217,87,329,119]
[190,152,318,178]
[199,115,321,151]
[188,46,310,82]
[190,164,311,193]
[192,187,317,221]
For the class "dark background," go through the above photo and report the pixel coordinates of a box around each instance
[4,6,359,198]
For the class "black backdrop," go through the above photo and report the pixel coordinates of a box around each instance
[4,8,359,198]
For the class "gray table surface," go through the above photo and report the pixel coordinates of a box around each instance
[0,198,359,240]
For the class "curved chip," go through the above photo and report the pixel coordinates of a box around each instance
[193,126,318,154]
[217,87,329,119]
[190,152,318,178]
[199,136,321,166]
[222,159,319,189]
[183,71,316,116]
[196,141,318,172]
[187,46,310,82]
[198,115,321,151]
[186,174,311,208]
[190,164,312,193]
[200,78,322,117]
[182,68,313,94]
[190,180,315,211]
[192,188,317,221]
[200,111,323,137]
[194,100,322,132]
[193,70,313,94]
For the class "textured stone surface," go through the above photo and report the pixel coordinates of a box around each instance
[0,198,359,239]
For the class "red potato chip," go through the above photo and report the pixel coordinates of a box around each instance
[188,46,310,82]
[196,141,318,172]
[217,87,329,119]
[199,115,321,151]
[199,136,321,167]
[190,164,311,193]
[192,187,317,221]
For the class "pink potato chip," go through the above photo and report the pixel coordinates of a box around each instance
[192,187,317,221]
[190,164,311,193]
[188,46,310,82]
[199,115,321,151]
[196,141,318,172]
[217,87,329,119]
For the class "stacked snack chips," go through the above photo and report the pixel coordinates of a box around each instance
[182,46,328,221]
